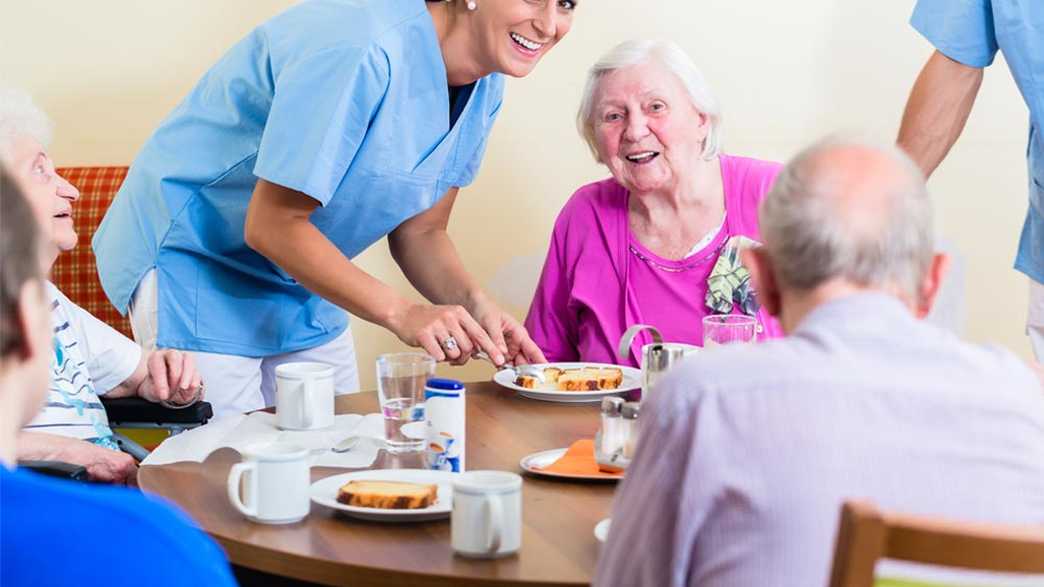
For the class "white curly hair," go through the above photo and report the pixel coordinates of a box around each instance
[576,39,722,163]
[0,88,53,162]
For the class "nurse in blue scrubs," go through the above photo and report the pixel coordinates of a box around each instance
[92,0,575,417]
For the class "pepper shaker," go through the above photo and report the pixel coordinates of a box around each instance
[598,397,624,454]
[596,397,626,472]
[621,401,641,459]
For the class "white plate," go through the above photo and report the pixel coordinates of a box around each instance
[519,448,623,482]
[594,518,611,543]
[310,469,456,522]
[493,362,641,403]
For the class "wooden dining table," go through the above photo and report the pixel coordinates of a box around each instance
[138,381,619,587]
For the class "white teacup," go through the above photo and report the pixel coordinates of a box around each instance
[452,470,522,559]
[227,442,310,524]
[275,362,335,430]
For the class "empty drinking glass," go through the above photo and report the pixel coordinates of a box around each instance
[376,353,435,453]
[702,314,758,347]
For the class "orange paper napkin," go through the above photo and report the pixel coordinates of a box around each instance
[539,439,623,478]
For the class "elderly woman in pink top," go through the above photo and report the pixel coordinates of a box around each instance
[524,40,783,367]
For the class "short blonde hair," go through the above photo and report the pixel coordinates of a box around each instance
[0,88,53,161]
[576,40,722,163]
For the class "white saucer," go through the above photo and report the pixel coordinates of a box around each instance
[519,448,622,482]
[594,518,611,543]
[310,468,456,522]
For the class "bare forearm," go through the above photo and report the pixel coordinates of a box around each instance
[18,431,91,462]
[19,431,137,483]
[390,227,486,311]
[245,179,413,329]
[245,180,513,359]
[897,50,984,178]
[388,187,487,312]
[248,219,408,328]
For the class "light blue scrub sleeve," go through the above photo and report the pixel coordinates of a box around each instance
[911,0,998,68]
[254,45,391,206]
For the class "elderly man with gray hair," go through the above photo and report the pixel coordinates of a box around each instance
[595,137,1044,587]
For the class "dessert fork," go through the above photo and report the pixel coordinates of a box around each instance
[474,352,546,383]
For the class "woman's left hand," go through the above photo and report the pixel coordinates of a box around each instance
[139,349,204,405]
[469,299,547,367]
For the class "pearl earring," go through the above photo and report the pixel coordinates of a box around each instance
[467,0,477,10]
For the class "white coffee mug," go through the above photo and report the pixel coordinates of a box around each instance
[227,442,310,524]
[452,470,522,558]
[275,362,335,430]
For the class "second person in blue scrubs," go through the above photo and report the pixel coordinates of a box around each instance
[93,0,575,417]
[897,0,1044,361]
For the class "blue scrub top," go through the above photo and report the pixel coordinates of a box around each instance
[911,0,1044,282]
[93,0,504,356]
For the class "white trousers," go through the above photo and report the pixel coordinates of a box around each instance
[128,270,360,419]
[1029,278,1044,361]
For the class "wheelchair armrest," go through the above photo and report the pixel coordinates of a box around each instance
[19,460,89,482]
[101,396,213,426]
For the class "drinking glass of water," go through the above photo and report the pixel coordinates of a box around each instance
[376,353,435,454]
[702,314,758,347]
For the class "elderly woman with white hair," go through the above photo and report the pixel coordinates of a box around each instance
[0,89,203,484]
[525,40,784,366]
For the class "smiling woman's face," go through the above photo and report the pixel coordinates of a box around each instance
[471,0,577,78]
[592,60,711,195]
[4,135,79,260]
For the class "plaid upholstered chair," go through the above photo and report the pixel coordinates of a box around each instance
[40,167,213,462]
[52,167,133,338]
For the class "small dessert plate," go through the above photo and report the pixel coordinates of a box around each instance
[493,362,641,403]
[310,469,456,522]
[519,448,622,482]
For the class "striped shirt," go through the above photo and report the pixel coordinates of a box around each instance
[23,282,140,448]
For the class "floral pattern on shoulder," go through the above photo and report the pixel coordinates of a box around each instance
[705,235,761,316]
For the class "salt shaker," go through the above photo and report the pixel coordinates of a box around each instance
[597,397,624,454]
[621,401,641,459]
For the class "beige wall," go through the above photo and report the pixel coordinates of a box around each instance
[3,1,1033,389]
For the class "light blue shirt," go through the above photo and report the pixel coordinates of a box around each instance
[93,0,504,356]
[596,293,1044,587]
[911,0,1044,282]
[2,467,236,586]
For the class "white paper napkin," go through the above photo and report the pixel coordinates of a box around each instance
[139,414,246,466]
[141,412,387,469]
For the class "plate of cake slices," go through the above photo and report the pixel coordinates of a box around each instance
[493,362,641,403]
[310,468,456,522]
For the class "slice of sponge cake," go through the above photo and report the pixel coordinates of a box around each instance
[557,368,601,391]
[337,480,437,510]
[556,367,624,391]
[514,365,624,392]
[596,367,623,389]
[514,367,565,389]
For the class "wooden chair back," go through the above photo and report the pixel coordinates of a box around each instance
[828,500,1044,587]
